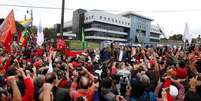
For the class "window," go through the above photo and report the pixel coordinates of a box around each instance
[119,21,121,23]
[88,16,90,19]
[122,21,124,24]
[108,18,110,21]
[100,16,102,19]
[125,22,127,25]
[91,16,94,19]
[104,17,106,20]
[128,23,130,25]
[112,19,114,22]
[86,17,88,20]
[115,19,118,23]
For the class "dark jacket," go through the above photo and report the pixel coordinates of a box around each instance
[52,87,71,101]
[184,90,201,101]
[100,48,111,61]
[101,88,116,101]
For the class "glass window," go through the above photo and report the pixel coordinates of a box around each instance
[112,19,114,22]
[115,19,118,23]
[119,21,121,23]
[100,16,102,19]
[104,17,106,20]
[86,17,88,20]
[88,16,90,19]
[91,16,94,19]
[128,23,130,25]
[108,18,110,21]
[122,21,124,24]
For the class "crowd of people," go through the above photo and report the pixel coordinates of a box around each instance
[0,39,201,101]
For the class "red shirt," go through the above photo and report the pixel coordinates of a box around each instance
[75,89,94,101]
[22,77,35,101]
[177,67,188,79]
[70,82,95,101]
[36,49,44,57]
[111,66,117,76]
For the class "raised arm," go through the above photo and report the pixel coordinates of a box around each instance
[18,68,35,101]
[8,76,22,101]
[43,83,53,101]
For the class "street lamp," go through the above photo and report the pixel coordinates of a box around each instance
[60,0,65,37]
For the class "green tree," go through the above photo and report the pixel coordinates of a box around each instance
[160,37,168,42]
[191,38,197,44]
[43,28,56,41]
[169,34,183,41]
[31,26,37,34]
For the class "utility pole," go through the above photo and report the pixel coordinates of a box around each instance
[60,0,65,37]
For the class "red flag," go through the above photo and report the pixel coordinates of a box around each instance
[65,48,82,57]
[0,10,16,53]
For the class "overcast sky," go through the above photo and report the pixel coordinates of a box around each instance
[0,0,201,37]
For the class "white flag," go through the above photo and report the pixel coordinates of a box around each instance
[37,17,44,46]
[183,22,192,43]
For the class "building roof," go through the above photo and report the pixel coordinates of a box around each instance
[119,11,153,21]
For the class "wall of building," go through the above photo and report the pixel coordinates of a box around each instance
[128,15,152,44]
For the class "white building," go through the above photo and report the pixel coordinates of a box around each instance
[55,9,162,45]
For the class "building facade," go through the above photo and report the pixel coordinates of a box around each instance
[55,9,161,45]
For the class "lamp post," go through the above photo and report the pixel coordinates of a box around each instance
[60,0,65,37]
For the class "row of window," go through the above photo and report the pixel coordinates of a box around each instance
[85,15,130,26]
[85,16,94,20]
[84,22,129,33]
[86,32,127,39]
[150,38,159,42]
[150,33,160,37]
[100,16,130,26]
[137,25,146,29]
[151,28,160,32]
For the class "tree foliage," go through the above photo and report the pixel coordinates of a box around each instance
[169,34,183,41]
[160,37,168,42]
[43,28,56,41]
